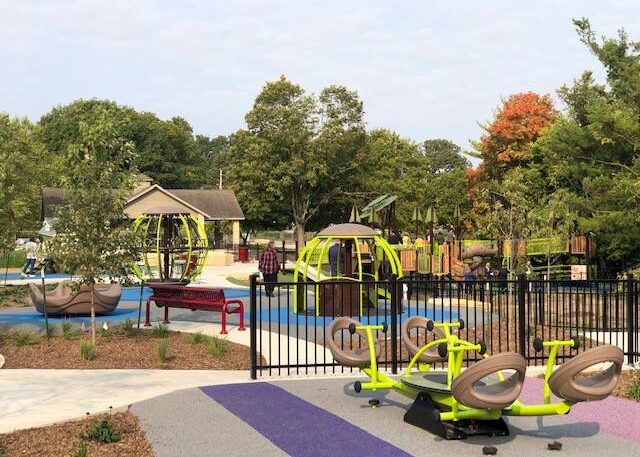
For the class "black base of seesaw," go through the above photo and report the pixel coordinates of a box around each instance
[403,392,510,440]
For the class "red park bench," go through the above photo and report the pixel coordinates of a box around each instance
[145,283,245,335]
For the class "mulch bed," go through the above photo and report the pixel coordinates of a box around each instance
[0,285,53,309]
[0,411,154,457]
[0,327,256,370]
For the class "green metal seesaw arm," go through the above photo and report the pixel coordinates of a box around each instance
[502,337,577,417]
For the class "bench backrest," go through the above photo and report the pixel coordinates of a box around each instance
[148,284,226,304]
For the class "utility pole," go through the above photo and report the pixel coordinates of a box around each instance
[219,169,223,190]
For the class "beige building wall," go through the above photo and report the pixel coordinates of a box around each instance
[232,221,240,246]
[124,189,196,219]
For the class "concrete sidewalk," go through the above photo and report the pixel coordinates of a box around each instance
[0,369,251,433]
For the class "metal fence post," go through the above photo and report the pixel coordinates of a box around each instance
[250,273,258,379]
[281,240,286,271]
[390,274,399,374]
[627,273,635,365]
[517,274,527,358]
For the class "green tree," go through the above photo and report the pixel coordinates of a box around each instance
[39,99,203,189]
[529,19,640,269]
[422,139,469,173]
[226,77,366,246]
[0,114,47,275]
[48,107,138,343]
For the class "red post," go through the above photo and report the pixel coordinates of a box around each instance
[220,304,227,334]
[238,303,245,331]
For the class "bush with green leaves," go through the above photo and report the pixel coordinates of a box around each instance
[207,337,227,357]
[122,318,137,337]
[13,330,39,346]
[152,322,169,338]
[87,418,121,443]
[80,340,97,361]
[627,368,640,402]
[62,320,76,339]
[158,338,169,362]
[188,332,206,344]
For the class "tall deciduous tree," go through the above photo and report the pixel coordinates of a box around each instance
[0,114,46,277]
[227,77,365,247]
[39,99,204,189]
[476,92,556,181]
[48,107,138,343]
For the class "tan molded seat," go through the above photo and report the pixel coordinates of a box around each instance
[548,345,623,403]
[29,280,122,315]
[401,316,446,364]
[326,317,380,368]
[452,352,526,410]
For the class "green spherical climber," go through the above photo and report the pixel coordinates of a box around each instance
[132,210,208,283]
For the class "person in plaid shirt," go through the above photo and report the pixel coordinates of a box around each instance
[259,241,280,297]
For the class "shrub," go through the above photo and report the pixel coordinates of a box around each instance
[13,330,39,346]
[71,440,88,457]
[627,368,640,402]
[122,318,137,337]
[207,337,227,357]
[87,418,121,443]
[80,340,97,361]
[46,323,57,336]
[188,332,206,344]
[152,322,169,338]
[62,320,76,339]
[158,338,169,363]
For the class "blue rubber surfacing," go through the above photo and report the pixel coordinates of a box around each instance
[200,382,411,457]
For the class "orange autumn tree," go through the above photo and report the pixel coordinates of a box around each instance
[477,92,556,181]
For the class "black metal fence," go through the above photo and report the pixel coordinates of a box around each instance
[249,274,639,379]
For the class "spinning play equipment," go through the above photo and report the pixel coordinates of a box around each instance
[132,208,208,283]
[293,223,403,316]
[30,280,122,316]
[327,317,624,439]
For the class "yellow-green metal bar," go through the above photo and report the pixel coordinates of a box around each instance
[315,238,333,316]
[541,338,576,403]
[353,236,364,315]
[403,338,447,375]
[178,214,191,283]
[192,216,208,278]
[156,214,163,282]
[295,237,321,314]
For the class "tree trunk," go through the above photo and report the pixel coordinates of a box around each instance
[90,283,96,345]
[295,221,306,251]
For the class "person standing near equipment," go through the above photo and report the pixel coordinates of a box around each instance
[21,238,39,277]
[259,241,280,297]
[328,240,343,277]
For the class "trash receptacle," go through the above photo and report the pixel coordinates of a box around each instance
[238,246,249,262]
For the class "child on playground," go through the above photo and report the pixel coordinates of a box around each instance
[21,238,39,277]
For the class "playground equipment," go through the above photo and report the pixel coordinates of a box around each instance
[327,317,624,439]
[398,235,596,281]
[132,209,208,283]
[293,223,403,316]
[30,280,122,315]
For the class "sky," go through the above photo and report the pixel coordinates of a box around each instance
[0,1,639,152]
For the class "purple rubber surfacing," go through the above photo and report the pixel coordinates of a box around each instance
[519,377,640,443]
[200,382,412,457]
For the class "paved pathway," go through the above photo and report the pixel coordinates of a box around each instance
[133,376,640,457]
[0,369,250,433]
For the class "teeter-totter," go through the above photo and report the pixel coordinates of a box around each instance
[327,317,624,440]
